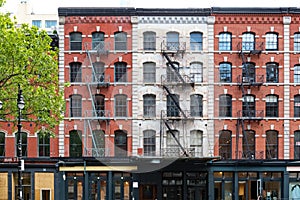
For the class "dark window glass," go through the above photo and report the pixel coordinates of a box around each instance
[190,32,203,51]
[266,95,278,117]
[38,132,50,157]
[92,130,105,157]
[242,130,255,159]
[190,94,203,117]
[115,130,127,157]
[93,94,105,117]
[266,63,279,83]
[70,62,82,82]
[167,94,179,117]
[294,95,300,117]
[219,95,232,117]
[143,94,156,117]
[0,132,5,157]
[70,94,82,117]
[242,95,255,117]
[115,94,127,117]
[114,62,127,82]
[70,32,82,50]
[69,130,82,157]
[143,130,156,156]
[294,131,300,159]
[242,62,256,83]
[219,62,232,82]
[219,130,232,159]
[266,130,278,159]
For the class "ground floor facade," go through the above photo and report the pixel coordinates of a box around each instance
[0,157,300,200]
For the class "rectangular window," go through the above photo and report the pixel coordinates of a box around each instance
[32,20,41,28]
[219,63,232,82]
[114,32,127,51]
[266,63,279,83]
[266,95,278,117]
[45,20,57,28]
[190,94,203,117]
[115,95,127,117]
[294,65,300,83]
[70,95,82,117]
[143,62,156,83]
[190,32,203,51]
[219,33,232,51]
[143,32,156,50]
[143,130,156,156]
[143,95,156,117]
[38,134,50,157]
[70,32,82,51]
[265,33,278,51]
[115,62,127,82]
[294,33,300,51]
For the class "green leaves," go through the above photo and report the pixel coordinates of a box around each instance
[0,8,64,130]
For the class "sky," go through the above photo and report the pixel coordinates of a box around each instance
[2,0,300,14]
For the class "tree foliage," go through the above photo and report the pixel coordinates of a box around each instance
[0,1,64,129]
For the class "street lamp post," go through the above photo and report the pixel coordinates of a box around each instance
[17,85,25,200]
[0,85,25,200]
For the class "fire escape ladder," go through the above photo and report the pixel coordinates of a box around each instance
[163,119,189,157]
[162,52,186,84]
[162,85,187,119]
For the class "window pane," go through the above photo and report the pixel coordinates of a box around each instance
[115,32,127,51]
[45,20,57,28]
[0,132,5,157]
[219,95,232,117]
[167,94,179,117]
[242,130,255,159]
[92,130,105,156]
[265,33,278,51]
[38,132,50,157]
[92,32,105,50]
[70,62,82,82]
[294,95,300,117]
[242,95,255,117]
[115,131,127,156]
[266,95,278,117]
[294,65,300,83]
[219,130,232,159]
[143,94,156,117]
[219,63,232,82]
[143,32,156,50]
[242,33,255,51]
[294,131,300,159]
[190,62,203,83]
[190,94,203,117]
[266,130,278,159]
[70,95,82,117]
[69,130,82,157]
[143,130,156,156]
[92,62,105,82]
[242,63,256,82]
[70,32,82,51]
[143,62,156,83]
[294,33,300,51]
[93,94,105,117]
[167,32,179,50]
[115,95,127,117]
[115,62,127,82]
[32,20,41,28]
[219,33,231,51]
[266,63,279,83]
[190,32,203,51]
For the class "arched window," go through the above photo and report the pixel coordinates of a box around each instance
[92,62,105,83]
[143,130,156,156]
[294,65,300,83]
[266,62,279,83]
[265,130,278,159]
[166,32,179,50]
[143,31,156,50]
[219,130,232,159]
[69,130,82,157]
[92,32,104,50]
[190,94,203,117]
[190,62,203,83]
[265,32,278,51]
[143,94,156,117]
[166,62,180,82]
[143,62,156,83]
[294,95,300,117]
[294,32,300,51]
[38,132,50,157]
[70,94,82,117]
[190,32,203,51]
[114,32,127,51]
[15,132,27,157]
[190,130,203,157]
[69,32,82,50]
[242,32,255,51]
[70,62,82,82]
[242,62,256,83]
[219,94,232,117]
[294,131,300,159]
[115,94,127,117]
[114,62,127,82]
[242,130,255,159]
[242,95,255,117]
[219,32,232,51]
[167,94,179,117]
[219,62,232,83]
[0,132,5,157]
[115,130,127,157]
[93,94,105,117]
[92,130,105,157]
[266,95,278,117]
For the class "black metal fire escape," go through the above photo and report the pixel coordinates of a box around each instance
[160,41,194,157]
[84,41,110,157]
[236,41,264,159]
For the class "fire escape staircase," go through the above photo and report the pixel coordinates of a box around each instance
[84,42,110,157]
[160,42,191,157]
[236,42,264,159]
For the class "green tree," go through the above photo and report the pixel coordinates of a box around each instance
[0,0,64,130]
